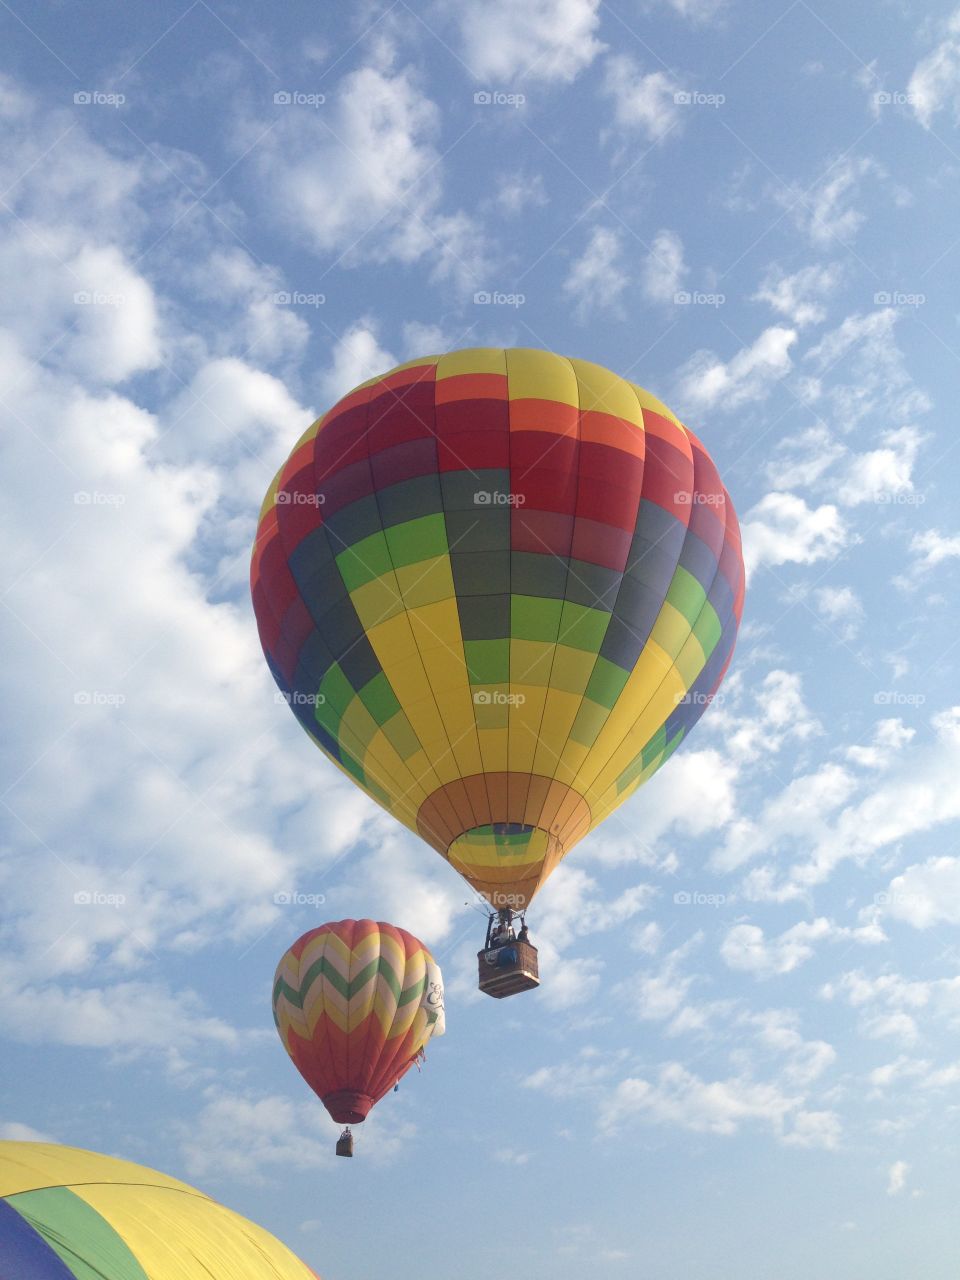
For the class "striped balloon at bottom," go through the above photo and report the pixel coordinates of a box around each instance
[0,1142,321,1279]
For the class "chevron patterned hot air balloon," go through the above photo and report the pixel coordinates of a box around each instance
[273,919,444,1153]
[0,1142,321,1278]
[252,349,744,981]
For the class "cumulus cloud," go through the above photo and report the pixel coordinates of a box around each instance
[250,60,489,290]
[887,1159,910,1195]
[459,0,604,83]
[600,1063,835,1147]
[814,586,864,641]
[643,229,686,303]
[740,492,847,576]
[780,157,882,247]
[908,10,960,127]
[674,325,797,414]
[752,263,842,328]
[0,1121,56,1142]
[720,918,882,977]
[909,529,960,570]
[602,57,685,142]
[563,226,628,318]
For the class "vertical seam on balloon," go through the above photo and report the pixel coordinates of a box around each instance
[581,423,733,805]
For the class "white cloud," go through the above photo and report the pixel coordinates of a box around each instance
[908,11,960,127]
[459,0,604,83]
[251,61,489,290]
[715,763,854,873]
[601,1059,814,1141]
[741,492,847,576]
[877,856,960,929]
[814,586,864,641]
[835,426,924,505]
[720,917,882,977]
[0,1121,56,1142]
[602,57,685,142]
[804,309,930,431]
[781,157,881,247]
[494,171,548,215]
[887,1159,910,1195]
[845,718,914,770]
[752,263,842,328]
[909,529,960,569]
[319,321,398,401]
[563,226,628,318]
[675,325,797,414]
[643,229,686,303]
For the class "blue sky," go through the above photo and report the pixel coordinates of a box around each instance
[3,0,960,1275]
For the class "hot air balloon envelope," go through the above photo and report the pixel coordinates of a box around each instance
[0,1141,320,1279]
[252,349,744,918]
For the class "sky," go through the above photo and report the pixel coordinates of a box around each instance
[2,0,960,1276]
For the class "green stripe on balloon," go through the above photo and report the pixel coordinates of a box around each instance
[8,1187,149,1280]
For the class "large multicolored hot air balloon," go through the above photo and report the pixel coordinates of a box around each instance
[252,349,744,957]
[273,919,444,1154]
[0,1141,320,1278]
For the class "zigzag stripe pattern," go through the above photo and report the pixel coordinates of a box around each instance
[272,919,444,1119]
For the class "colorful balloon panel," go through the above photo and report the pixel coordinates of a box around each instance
[252,349,744,908]
[0,1142,321,1279]
[273,919,445,1124]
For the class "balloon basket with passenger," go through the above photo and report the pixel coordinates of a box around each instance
[477,908,539,998]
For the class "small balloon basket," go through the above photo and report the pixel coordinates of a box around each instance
[336,1128,354,1158]
[477,910,539,998]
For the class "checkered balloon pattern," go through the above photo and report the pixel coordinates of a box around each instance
[252,349,745,910]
